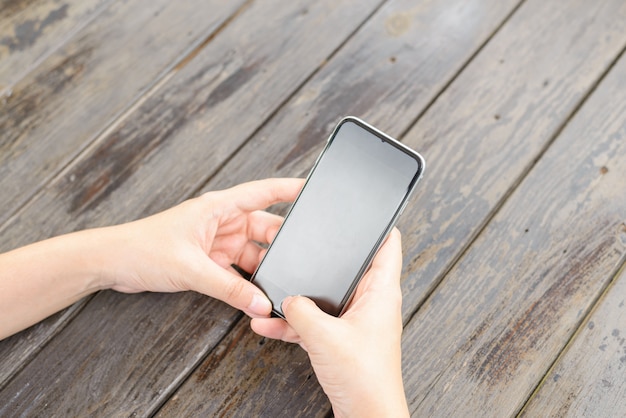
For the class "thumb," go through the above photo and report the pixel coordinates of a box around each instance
[282,296,333,342]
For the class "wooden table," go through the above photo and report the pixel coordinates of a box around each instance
[1,0,625,416]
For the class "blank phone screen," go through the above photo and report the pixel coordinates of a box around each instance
[252,118,423,316]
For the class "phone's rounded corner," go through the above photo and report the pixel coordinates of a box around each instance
[415,152,426,177]
[339,115,361,125]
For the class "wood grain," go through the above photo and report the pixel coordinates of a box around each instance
[391,0,626,322]
[0,298,89,387]
[0,0,247,227]
[201,0,524,194]
[521,266,626,417]
[0,0,111,92]
[401,28,626,418]
[0,0,247,389]
[0,291,240,417]
[156,319,329,417]
[0,0,384,415]
[0,0,382,251]
[158,0,521,414]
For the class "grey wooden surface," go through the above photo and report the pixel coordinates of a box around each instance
[1,0,625,416]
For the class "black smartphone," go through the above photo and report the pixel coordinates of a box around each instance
[251,116,425,318]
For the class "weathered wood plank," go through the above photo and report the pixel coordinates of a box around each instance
[521,265,626,417]
[157,319,329,417]
[0,0,248,388]
[0,291,240,417]
[0,0,381,250]
[0,0,384,414]
[0,0,247,226]
[0,298,88,388]
[0,0,112,92]
[203,0,522,194]
[157,0,522,414]
[402,31,626,418]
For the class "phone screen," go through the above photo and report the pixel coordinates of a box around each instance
[252,117,424,317]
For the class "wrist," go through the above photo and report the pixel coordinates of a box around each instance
[76,225,135,292]
[53,228,114,294]
[330,352,408,418]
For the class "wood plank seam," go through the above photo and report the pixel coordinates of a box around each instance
[398,5,626,408]
[402,38,626,331]
[0,1,254,236]
[0,0,257,391]
[377,0,530,329]
[187,0,391,201]
[397,0,527,141]
[172,0,254,72]
[0,297,93,392]
[516,255,626,417]
[0,0,391,388]
[147,312,246,417]
[44,0,255,193]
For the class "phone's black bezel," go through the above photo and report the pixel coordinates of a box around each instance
[251,116,425,318]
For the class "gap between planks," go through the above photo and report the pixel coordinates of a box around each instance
[401,22,626,331]
[0,1,394,412]
[396,0,527,141]
[0,1,254,391]
[146,312,246,418]
[387,0,528,328]
[516,255,626,417]
[0,0,254,236]
[187,0,391,201]
[0,296,93,392]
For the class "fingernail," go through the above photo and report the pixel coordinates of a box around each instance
[248,293,272,315]
[280,296,298,314]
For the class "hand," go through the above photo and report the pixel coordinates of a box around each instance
[0,178,303,339]
[100,178,304,317]
[251,229,409,417]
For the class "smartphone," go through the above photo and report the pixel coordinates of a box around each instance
[251,116,425,318]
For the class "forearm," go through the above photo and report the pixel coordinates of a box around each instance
[0,229,110,340]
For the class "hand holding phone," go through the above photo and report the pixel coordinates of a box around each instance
[251,117,425,317]
[251,229,410,417]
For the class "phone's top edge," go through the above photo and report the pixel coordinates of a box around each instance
[337,116,426,174]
